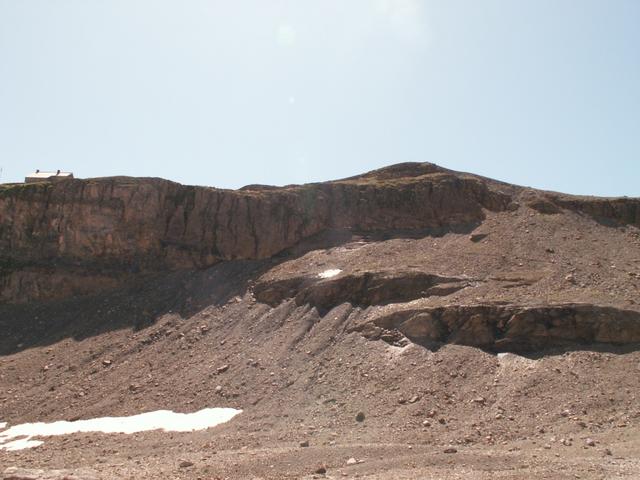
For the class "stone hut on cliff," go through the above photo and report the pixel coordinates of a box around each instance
[25,170,74,184]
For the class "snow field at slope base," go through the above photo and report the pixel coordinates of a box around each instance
[0,408,241,451]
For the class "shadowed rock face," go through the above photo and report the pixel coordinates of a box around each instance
[361,304,640,353]
[253,271,470,312]
[0,168,510,303]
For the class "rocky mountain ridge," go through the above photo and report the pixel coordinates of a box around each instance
[1,163,638,304]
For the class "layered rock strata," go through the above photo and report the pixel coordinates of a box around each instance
[358,304,640,353]
[0,167,510,302]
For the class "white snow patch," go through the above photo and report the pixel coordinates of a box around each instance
[496,352,536,368]
[1,438,44,451]
[0,408,241,451]
[318,269,342,279]
[0,422,6,429]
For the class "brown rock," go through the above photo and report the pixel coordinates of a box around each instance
[469,233,488,242]
[527,197,561,214]
[216,364,229,374]
[368,303,640,354]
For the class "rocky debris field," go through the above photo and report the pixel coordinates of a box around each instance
[1,163,639,479]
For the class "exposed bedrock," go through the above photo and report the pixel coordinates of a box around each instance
[522,191,640,226]
[2,162,640,304]
[0,168,509,302]
[359,304,640,353]
[552,196,640,226]
[253,270,471,312]
[0,172,510,269]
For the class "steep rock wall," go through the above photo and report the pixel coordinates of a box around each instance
[3,162,638,304]
[0,171,510,302]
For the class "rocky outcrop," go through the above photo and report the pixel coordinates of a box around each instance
[2,162,639,304]
[253,270,470,312]
[522,191,640,226]
[0,167,510,303]
[359,304,640,353]
[552,195,640,227]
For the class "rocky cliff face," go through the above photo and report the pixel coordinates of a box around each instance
[0,165,512,303]
[1,162,638,304]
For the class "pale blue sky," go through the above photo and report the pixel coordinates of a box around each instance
[0,0,638,195]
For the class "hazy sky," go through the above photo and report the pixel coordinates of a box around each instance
[1,0,638,195]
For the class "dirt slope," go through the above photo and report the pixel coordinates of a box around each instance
[1,163,639,479]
